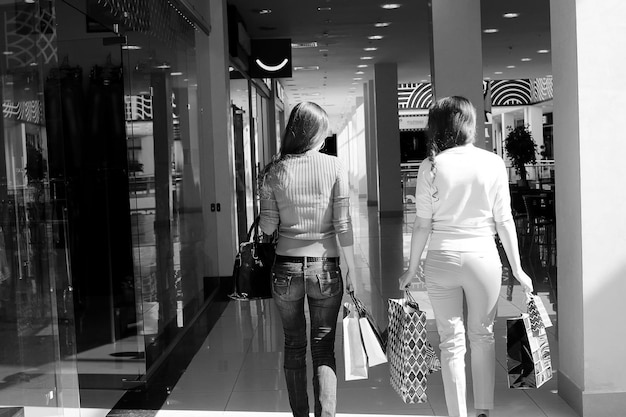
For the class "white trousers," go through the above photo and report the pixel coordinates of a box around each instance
[424,249,502,417]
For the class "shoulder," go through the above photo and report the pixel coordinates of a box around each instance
[472,146,506,167]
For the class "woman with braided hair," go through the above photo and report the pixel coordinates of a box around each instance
[398,96,533,417]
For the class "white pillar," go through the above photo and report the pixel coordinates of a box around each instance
[373,63,403,216]
[428,0,486,148]
[551,0,626,415]
[364,80,379,206]
[196,0,237,277]
[524,105,544,152]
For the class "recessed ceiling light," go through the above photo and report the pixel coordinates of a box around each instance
[521,58,532,61]
[319,48,329,52]
[357,64,369,68]
[368,35,384,40]
[317,7,331,11]
[2,51,13,55]
[355,71,364,75]
[420,79,428,82]
[375,22,391,28]
[360,56,374,60]
[294,65,320,71]
[483,28,499,34]
[253,8,272,14]
[122,45,142,50]
[484,77,491,80]
[291,42,318,49]
[353,77,363,80]
[503,12,520,18]
[381,3,401,9]
[537,49,550,53]
[170,72,183,76]
[352,82,359,85]
[364,47,378,51]
[506,65,516,68]
[494,71,503,74]
[155,64,171,69]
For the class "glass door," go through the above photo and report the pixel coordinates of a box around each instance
[0,0,80,414]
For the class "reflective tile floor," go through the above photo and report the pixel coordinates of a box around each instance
[84,198,577,417]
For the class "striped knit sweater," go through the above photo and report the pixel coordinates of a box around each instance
[259,150,352,240]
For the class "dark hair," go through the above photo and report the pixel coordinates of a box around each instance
[259,101,329,188]
[426,96,477,200]
[280,101,329,156]
[426,95,476,157]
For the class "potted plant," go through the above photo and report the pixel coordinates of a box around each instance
[504,125,537,187]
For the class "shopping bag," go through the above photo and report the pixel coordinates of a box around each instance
[349,292,387,367]
[387,291,441,404]
[526,293,553,333]
[343,302,368,381]
[229,217,276,300]
[507,313,553,389]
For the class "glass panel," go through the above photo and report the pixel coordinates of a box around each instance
[0,0,79,413]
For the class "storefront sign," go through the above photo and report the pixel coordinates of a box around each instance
[249,38,292,78]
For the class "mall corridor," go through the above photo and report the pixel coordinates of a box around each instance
[76,198,577,417]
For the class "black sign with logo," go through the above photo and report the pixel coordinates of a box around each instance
[249,39,292,78]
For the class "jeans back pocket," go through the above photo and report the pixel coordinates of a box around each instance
[316,270,341,297]
[272,271,293,296]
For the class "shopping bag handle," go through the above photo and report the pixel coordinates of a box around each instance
[404,290,420,311]
[348,291,368,318]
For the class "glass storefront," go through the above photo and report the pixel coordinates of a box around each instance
[1,0,211,409]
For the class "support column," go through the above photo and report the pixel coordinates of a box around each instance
[364,80,378,206]
[373,63,402,216]
[551,0,626,415]
[428,0,486,147]
[196,0,237,277]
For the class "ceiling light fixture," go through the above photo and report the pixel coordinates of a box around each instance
[537,49,550,53]
[506,65,516,68]
[364,47,378,51]
[291,42,319,48]
[483,28,499,34]
[353,77,363,80]
[381,3,401,9]
[503,12,520,18]
[375,22,391,28]
[494,71,503,74]
[254,8,272,14]
[317,7,331,11]
[294,65,320,71]
[357,64,369,68]
[521,58,532,61]
[170,72,183,76]
[360,56,374,60]
[122,45,142,50]
[368,35,384,40]
[355,71,364,75]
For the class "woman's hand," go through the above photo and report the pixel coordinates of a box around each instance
[513,269,534,293]
[398,269,418,291]
[344,270,354,294]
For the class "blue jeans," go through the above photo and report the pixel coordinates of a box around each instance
[271,256,343,417]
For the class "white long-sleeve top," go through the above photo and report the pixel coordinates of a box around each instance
[415,144,513,252]
[258,150,352,240]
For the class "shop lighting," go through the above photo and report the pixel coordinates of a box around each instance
[537,49,550,54]
[357,64,369,68]
[353,77,363,80]
[364,47,377,51]
[503,12,520,18]
[506,65,516,68]
[2,51,13,55]
[254,9,272,14]
[483,28,499,34]
[291,42,318,49]
[360,56,374,60]
[293,65,320,71]
[368,35,384,40]
[122,45,142,50]
[317,7,331,11]
[375,22,391,28]
[521,58,532,61]
[494,71,503,74]
[170,72,183,76]
[355,71,364,75]
[381,4,401,9]
[155,64,171,69]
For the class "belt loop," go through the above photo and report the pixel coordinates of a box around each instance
[303,256,308,269]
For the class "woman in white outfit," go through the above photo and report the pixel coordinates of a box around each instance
[398,96,534,417]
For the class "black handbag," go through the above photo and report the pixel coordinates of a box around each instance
[229,216,277,300]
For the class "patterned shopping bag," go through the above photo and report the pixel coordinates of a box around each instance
[507,313,553,389]
[526,293,553,333]
[387,291,440,403]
